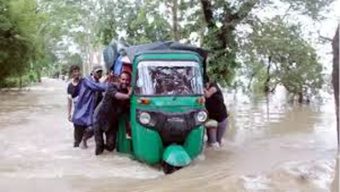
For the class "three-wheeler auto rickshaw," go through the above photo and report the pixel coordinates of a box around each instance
[105,41,208,173]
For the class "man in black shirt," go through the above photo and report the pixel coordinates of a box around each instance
[66,65,82,147]
[93,72,132,155]
[204,77,229,148]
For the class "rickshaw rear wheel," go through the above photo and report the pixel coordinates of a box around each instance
[162,162,182,174]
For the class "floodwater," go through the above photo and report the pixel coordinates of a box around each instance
[0,78,338,192]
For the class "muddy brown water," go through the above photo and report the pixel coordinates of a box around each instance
[0,78,338,192]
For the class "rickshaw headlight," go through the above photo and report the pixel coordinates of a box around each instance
[196,111,208,123]
[139,112,151,125]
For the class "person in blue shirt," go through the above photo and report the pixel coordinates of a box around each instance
[72,65,107,147]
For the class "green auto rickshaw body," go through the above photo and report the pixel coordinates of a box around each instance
[115,42,207,169]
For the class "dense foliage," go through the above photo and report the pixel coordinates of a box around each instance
[0,0,335,100]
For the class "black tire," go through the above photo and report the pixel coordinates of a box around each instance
[162,162,182,174]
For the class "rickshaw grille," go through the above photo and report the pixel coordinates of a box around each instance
[137,110,199,145]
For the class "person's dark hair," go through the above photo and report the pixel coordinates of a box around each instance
[204,75,210,83]
[69,65,80,75]
[120,71,131,79]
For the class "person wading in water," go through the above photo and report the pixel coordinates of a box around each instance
[67,65,82,147]
[72,65,106,148]
[93,71,132,155]
[204,76,229,148]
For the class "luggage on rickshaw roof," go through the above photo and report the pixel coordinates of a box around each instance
[124,41,208,78]
[103,40,207,76]
[103,39,130,73]
[112,56,132,76]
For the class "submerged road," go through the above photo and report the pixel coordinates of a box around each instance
[0,78,337,192]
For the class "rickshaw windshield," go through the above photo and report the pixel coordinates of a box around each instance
[135,61,204,96]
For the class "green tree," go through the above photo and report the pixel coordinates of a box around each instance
[199,0,333,85]
[0,0,44,86]
[38,0,100,74]
[240,17,324,101]
[96,0,172,45]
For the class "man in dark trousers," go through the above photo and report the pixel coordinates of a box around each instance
[67,65,82,147]
[72,65,106,148]
[204,76,229,149]
[93,71,132,155]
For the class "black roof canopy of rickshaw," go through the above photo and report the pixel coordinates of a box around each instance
[125,41,208,63]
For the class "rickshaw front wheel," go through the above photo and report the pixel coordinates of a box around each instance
[162,162,182,174]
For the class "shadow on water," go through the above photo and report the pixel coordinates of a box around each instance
[0,79,338,192]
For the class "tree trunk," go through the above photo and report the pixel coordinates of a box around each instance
[172,0,179,41]
[200,0,258,81]
[332,27,339,145]
[298,91,303,104]
[36,68,41,83]
[264,56,272,93]
[332,155,339,192]
[247,73,255,90]
[331,26,339,192]
[19,76,22,89]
